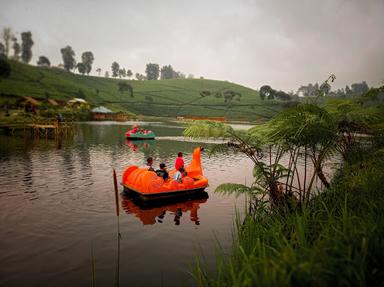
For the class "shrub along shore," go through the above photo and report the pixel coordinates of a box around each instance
[194,144,384,286]
[190,86,384,286]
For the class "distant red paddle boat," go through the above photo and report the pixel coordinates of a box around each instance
[125,125,156,140]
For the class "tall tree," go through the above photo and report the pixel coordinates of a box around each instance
[260,85,273,100]
[345,85,351,95]
[145,63,159,80]
[2,27,12,57]
[274,90,291,101]
[135,73,146,80]
[118,81,133,97]
[174,71,185,79]
[0,57,11,78]
[111,61,119,77]
[76,62,86,75]
[127,69,132,79]
[81,51,94,75]
[160,65,175,79]
[119,68,126,78]
[319,82,331,95]
[37,56,50,67]
[0,43,5,57]
[60,46,76,71]
[21,31,34,63]
[96,68,101,76]
[105,71,109,78]
[12,37,20,60]
[351,81,369,95]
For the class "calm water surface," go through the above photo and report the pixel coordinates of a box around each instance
[0,121,255,287]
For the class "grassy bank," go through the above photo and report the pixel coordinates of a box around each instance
[0,60,286,120]
[194,141,384,286]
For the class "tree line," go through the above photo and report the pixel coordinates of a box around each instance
[1,26,197,81]
[109,61,194,81]
[259,76,370,101]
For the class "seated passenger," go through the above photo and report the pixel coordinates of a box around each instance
[173,167,185,183]
[156,163,169,181]
[143,157,155,171]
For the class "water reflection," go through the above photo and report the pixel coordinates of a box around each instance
[121,192,209,225]
[125,139,155,152]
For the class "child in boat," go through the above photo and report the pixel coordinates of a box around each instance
[143,157,155,171]
[156,163,169,181]
[173,167,185,183]
[175,152,184,170]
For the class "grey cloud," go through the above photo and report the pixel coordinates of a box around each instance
[0,0,383,90]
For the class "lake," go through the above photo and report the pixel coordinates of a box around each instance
[0,120,255,287]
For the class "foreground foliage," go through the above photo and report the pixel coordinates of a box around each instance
[188,86,384,286]
[194,145,384,286]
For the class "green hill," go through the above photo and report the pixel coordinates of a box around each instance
[0,60,284,120]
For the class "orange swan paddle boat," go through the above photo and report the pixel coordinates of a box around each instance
[122,147,208,200]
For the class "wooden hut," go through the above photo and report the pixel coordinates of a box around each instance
[91,106,113,120]
[67,98,89,109]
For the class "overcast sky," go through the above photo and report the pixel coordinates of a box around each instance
[0,0,383,91]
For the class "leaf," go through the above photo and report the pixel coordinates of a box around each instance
[215,183,265,198]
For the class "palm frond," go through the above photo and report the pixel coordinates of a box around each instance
[215,183,265,198]
[183,121,234,139]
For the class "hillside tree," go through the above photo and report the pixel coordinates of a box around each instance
[81,51,94,75]
[351,81,369,95]
[0,58,11,78]
[0,43,5,57]
[37,56,50,67]
[160,65,175,79]
[21,31,34,63]
[345,85,352,96]
[12,37,21,60]
[319,82,331,95]
[260,85,273,100]
[135,73,146,80]
[119,68,126,78]
[60,45,76,71]
[118,81,133,97]
[274,90,291,100]
[2,27,12,57]
[174,71,185,79]
[96,68,101,76]
[145,63,159,80]
[127,69,132,79]
[111,61,119,77]
[105,71,109,78]
[76,62,86,75]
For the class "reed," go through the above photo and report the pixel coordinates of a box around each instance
[91,243,96,287]
[112,168,121,287]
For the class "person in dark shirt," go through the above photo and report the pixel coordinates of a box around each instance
[156,163,169,180]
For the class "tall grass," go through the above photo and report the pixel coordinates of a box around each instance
[193,146,384,286]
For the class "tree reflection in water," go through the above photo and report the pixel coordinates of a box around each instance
[121,192,209,225]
